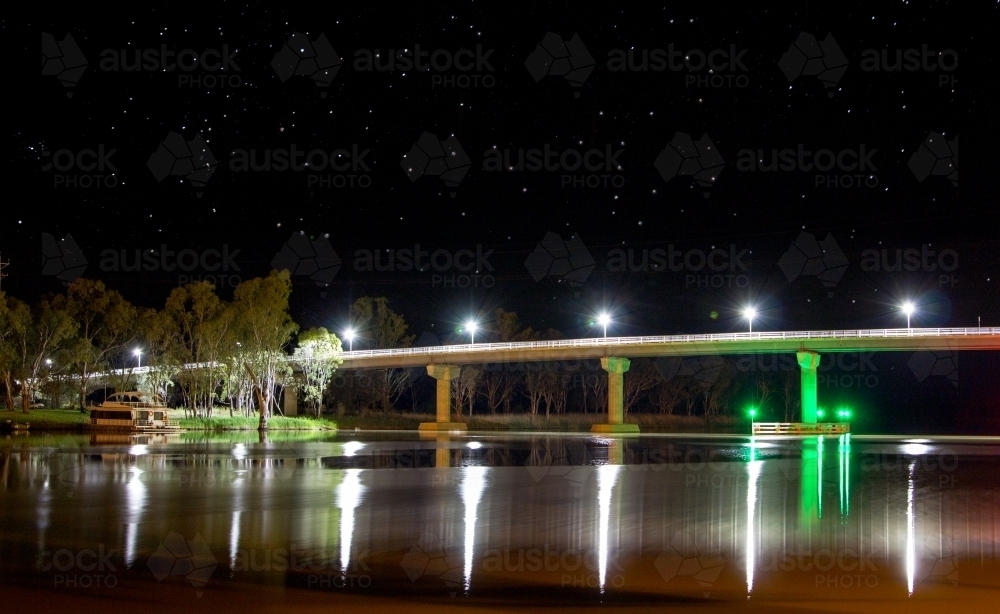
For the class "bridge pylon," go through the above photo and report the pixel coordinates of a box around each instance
[591,357,640,434]
[796,351,821,424]
[418,364,468,433]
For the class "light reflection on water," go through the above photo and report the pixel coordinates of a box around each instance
[2,432,1000,605]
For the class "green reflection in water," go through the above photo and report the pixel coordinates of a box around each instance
[839,433,851,519]
[800,436,820,525]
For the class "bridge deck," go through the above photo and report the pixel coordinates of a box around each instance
[338,327,1000,369]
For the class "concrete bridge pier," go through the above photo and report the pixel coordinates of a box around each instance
[591,357,640,434]
[418,364,468,433]
[796,351,820,424]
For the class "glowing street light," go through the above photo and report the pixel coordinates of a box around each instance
[133,348,142,370]
[748,406,757,434]
[596,312,612,338]
[344,328,355,352]
[902,302,915,329]
[742,307,757,333]
[465,320,478,344]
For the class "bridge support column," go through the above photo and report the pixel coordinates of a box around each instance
[591,357,640,434]
[796,351,820,424]
[282,385,298,416]
[418,364,467,433]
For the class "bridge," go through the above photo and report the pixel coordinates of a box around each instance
[335,328,1000,433]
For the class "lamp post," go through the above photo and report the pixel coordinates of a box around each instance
[748,407,757,435]
[465,320,478,345]
[344,328,355,352]
[743,307,756,334]
[902,302,915,330]
[597,312,611,338]
[133,348,142,370]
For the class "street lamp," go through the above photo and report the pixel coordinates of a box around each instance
[465,320,478,344]
[743,307,757,333]
[133,348,142,370]
[344,328,355,352]
[902,301,915,329]
[748,407,757,434]
[597,312,612,338]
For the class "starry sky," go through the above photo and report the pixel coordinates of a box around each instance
[4,3,995,344]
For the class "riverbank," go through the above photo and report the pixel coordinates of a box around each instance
[335,411,743,433]
[1,409,336,432]
[4,408,742,434]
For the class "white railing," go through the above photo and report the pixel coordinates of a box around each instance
[339,327,1000,360]
[76,327,1000,377]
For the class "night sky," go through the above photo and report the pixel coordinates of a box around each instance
[5,3,995,348]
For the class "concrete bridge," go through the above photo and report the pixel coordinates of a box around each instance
[334,328,1000,433]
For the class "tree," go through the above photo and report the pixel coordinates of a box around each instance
[134,307,181,406]
[782,369,799,422]
[704,365,737,417]
[351,297,415,349]
[291,327,343,415]
[652,378,687,415]
[484,309,535,415]
[64,279,138,410]
[350,297,414,411]
[586,366,608,414]
[754,375,775,419]
[523,368,546,417]
[540,369,568,417]
[0,294,22,410]
[165,281,229,412]
[623,358,661,416]
[8,295,77,413]
[456,365,483,417]
[232,271,298,430]
[482,363,517,415]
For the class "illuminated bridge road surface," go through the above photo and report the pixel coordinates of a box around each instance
[338,327,1000,369]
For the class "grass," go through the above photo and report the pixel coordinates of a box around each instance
[0,408,336,432]
[177,415,337,431]
[0,408,88,430]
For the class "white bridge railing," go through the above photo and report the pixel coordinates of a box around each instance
[72,328,1000,379]
[339,327,1000,361]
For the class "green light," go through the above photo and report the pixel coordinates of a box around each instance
[817,409,825,419]
[748,407,757,419]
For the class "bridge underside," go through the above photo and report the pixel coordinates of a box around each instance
[404,350,829,434]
